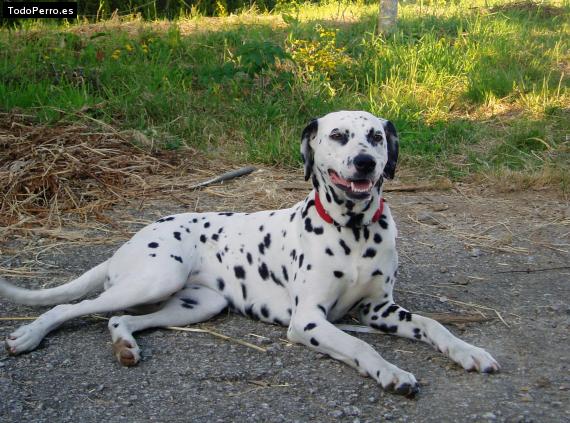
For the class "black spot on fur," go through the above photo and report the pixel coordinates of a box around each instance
[339,240,351,255]
[170,254,183,263]
[379,216,388,230]
[363,248,376,258]
[363,226,370,241]
[217,278,225,291]
[317,304,326,315]
[200,235,207,243]
[354,358,359,367]
[212,234,219,241]
[148,242,159,248]
[290,212,296,222]
[234,266,246,279]
[371,323,398,334]
[381,304,399,318]
[350,225,361,241]
[333,271,344,278]
[372,269,383,276]
[263,233,271,248]
[373,302,388,313]
[298,254,304,268]
[258,263,269,280]
[313,226,324,235]
[216,253,223,263]
[282,266,289,282]
[330,186,344,205]
[273,318,283,326]
[270,271,284,287]
[149,253,156,257]
[259,225,264,232]
[218,212,234,216]
[374,233,382,243]
[173,232,181,241]
[304,218,313,232]
[290,249,297,261]
[310,338,320,346]
[399,310,412,322]
[295,296,299,306]
[258,243,265,255]
[304,323,317,331]
[302,199,315,218]
[246,252,253,265]
[325,248,334,256]
[260,305,270,318]
[181,297,198,306]
[241,283,247,299]
[156,216,175,223]
[204,222,210,228]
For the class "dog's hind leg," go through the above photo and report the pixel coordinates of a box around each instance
[108,284,227,366]
[5,276,188,355]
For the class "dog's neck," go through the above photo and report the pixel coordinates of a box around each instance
[311,175,384,227]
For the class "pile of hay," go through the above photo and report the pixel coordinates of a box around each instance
[0,113,181,227]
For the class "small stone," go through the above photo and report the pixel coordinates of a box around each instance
[452,276,469,285]
[482,412,497,420]
[469,248,481,257]
[416,212,440,226]
[343,406,361,416]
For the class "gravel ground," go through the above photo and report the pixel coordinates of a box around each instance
[1,186,569,423]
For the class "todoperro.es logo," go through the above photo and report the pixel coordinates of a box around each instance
[2,2,77,19]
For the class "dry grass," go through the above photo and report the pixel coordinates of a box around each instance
[0,112,307,242]
[489,0,568,17]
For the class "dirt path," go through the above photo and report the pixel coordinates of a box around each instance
[1,170,569,422]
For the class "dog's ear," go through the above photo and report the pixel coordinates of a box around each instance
[300,118,318,181]
[382,120,399,179]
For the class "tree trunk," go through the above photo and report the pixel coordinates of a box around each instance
[377,0,398,36]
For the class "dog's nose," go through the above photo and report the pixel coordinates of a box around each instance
[353,154,377,174]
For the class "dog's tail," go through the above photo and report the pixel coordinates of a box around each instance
[0,260,108,306]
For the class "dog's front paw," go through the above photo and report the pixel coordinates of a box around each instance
[449,343,500,373]
[374,365,420,397]
[5,324,44,355]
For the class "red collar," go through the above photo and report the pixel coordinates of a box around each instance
[314,192,384,225]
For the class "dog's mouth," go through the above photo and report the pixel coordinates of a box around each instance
[328,170,374,199]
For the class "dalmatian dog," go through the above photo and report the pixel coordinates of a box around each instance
[0,111,499,396]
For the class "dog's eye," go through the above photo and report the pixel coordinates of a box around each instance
[329,131,345,142]
[373,132,384,144]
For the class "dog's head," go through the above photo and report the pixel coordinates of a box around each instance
[301,111,399,201]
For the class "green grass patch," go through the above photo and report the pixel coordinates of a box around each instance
[1,0,568,187]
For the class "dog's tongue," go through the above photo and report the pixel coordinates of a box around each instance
[329,171,350,187]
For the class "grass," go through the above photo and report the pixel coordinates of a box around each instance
[0,0,569,189]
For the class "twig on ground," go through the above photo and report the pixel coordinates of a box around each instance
[497,266,570,274]
[166,325,267,352]
[396,288,510,327]
[189,166,257,189]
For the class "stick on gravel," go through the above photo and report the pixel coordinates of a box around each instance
[189,166,257,190]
